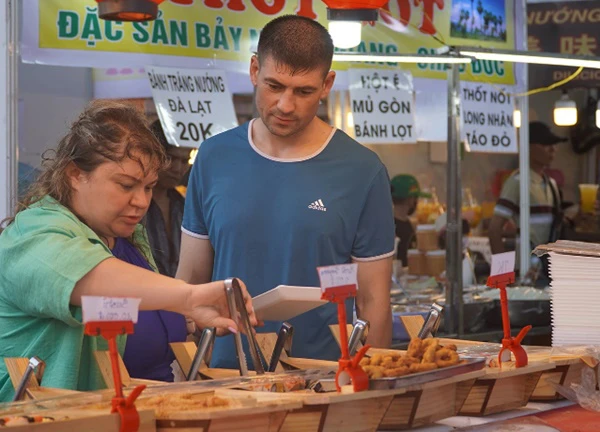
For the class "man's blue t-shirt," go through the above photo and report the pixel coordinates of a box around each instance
[182,120,394,368]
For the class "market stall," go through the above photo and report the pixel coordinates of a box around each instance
[11,0,525,342]
[3,0,600,430]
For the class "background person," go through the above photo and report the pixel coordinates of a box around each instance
[489,121,569,254]
[390,174,431,266]
[146,120,192,277]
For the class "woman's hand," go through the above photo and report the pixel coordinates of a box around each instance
[185,278,257,336]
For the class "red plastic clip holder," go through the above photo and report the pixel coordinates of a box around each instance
[321,284,370,393]
[84,321,146,432]
[486,273,531,368]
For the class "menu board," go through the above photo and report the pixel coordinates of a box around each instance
[349,69,416,145]
[461,82,518,154]
[147,66,238,147]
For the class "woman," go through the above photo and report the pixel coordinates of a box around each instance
[0,101,254,401]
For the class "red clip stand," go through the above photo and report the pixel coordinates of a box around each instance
[486,273,531,368]
[84,321,146,432]
[321,285,370,393]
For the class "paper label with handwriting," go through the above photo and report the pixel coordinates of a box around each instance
[317,264,358,293]
[81,296,141,324]
[490,252,516,277]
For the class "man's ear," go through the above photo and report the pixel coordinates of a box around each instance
[250,55,260,87]
[320,70,336,100]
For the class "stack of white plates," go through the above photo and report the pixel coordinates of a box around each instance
[548,251,600,346]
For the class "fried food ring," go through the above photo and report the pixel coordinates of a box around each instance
[369,354,384,366]
[435,349,460,368]
[444,344,458,352]
[421,338,438,349]
[363,365,385,379]
[409,362,438,373]
[397,356,420,367]
[383,366,410,378]
[359,357,371,367]
[381,357,397,368]
[407,338,423,358]
[422,341,439,363]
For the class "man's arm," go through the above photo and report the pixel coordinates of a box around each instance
[176,233,214,284]
[488,214,508,254]
[354,257,392,348]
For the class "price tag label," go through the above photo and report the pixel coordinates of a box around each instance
[490,252,516,277]
[316,264,358,293]
[81,296,141,324]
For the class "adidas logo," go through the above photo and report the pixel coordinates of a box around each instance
[308,199,327,212]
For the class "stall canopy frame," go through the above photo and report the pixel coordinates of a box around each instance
[0,0,18,223]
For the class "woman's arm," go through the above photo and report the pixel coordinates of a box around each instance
[71,257,254,332]
[71,257,193,311]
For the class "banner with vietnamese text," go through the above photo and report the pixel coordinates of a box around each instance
[23,0,516,84]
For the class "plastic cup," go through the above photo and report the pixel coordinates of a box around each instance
[579,184,599,213]
[425,250,446,277]
[416,224,438,251]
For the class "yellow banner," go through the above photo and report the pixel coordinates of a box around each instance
[37,0,515,83]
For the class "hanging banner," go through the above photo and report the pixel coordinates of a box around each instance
[22,0,515,84]
[461,82,517,153]
[147,66,238,147]
[528,1,600,89]
[349,69,416,144]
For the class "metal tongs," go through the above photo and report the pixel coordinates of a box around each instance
[187,327,216,381]
[268,322,294,372]
[417,303,444,339]
[225,278,265,375]
[348,319,370,356]
[12,356,45,402]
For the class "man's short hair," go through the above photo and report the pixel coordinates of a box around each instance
[257,15,334,76]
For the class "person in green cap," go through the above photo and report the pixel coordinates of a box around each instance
[390,174,431,265]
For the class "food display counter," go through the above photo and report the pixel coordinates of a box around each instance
[2,317,594,432]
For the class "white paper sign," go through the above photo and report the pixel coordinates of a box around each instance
[146,66,238,147]
[461,82,517,154]
[349,69,416,144]
[81,296,141,324]
[490,252,516,277]
[317,264,358,293]
[414,78,448,143]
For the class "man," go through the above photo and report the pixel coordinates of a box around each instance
[489,121,567,255]
[390,174,431,265]
[146,120,192,277]
[177,15,395,367]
